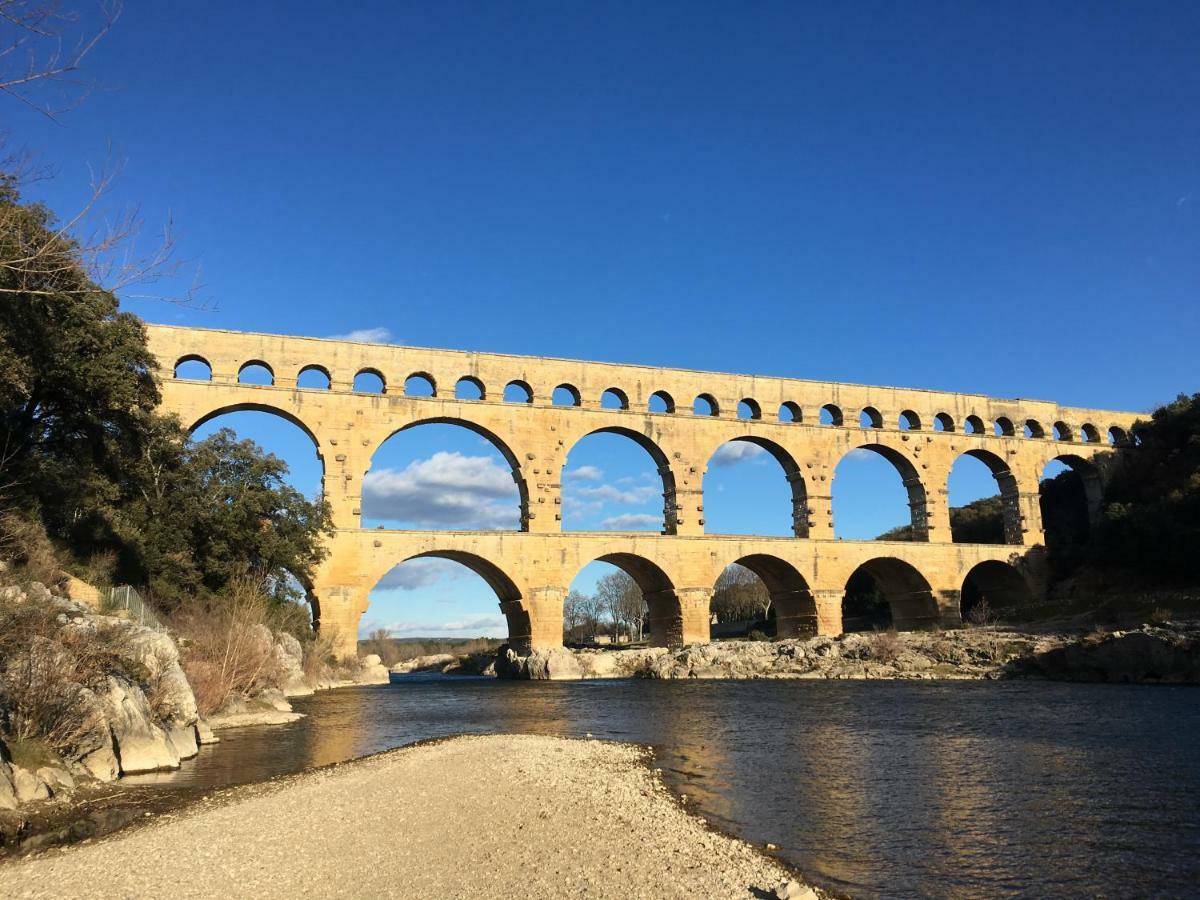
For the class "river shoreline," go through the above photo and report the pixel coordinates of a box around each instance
[0,734,821,899]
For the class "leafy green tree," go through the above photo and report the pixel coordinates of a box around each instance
[1094,393,1200,583]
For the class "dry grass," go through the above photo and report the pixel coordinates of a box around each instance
[0,512,66,591]
[170,576,287,716]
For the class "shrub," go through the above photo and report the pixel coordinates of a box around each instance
[868,629,902,664]
[0,512,65,591]
[746,629,770,642]
[169,575,286,715]
[966,598,997,628]
[1148,606,1174,626]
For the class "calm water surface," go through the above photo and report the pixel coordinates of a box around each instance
[128,677,1200,898]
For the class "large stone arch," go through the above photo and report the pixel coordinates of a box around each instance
[835,443,929,540]
[1043,453,1104,529]
[366,416,531,532]
[960,559,1034,623]
[561,427,679,535]
[702,436,809,537]
[187,401,323,452]
[365,549,529,649]
[843,557,939,632]
[589,552,683,647]
[952,448,1024,545]
[724,553,816,637]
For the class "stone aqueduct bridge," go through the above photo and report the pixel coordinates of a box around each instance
[146,325,1140,657]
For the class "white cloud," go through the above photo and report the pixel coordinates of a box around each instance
[373,557,466,592]
[363,451,520,529]
[359,614,507,638]
[845,448,875,461]
[600,513,662,530]
[710,442,768,467]
[565,465,604,482]
[327,327,393,343]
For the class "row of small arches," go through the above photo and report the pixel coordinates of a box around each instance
[173,356,1131,446]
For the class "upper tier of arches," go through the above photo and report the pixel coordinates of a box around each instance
[155,324,1136,448]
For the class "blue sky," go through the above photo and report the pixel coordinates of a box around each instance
[17,2,1200,636]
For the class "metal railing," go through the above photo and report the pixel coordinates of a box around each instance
[104,585,166,631]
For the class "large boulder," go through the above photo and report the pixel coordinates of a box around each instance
[353,654,391,684]
[495,647,582,680]
[97,676,181,774]
[273,631,312,697]
[0,761,17,810]
[11,766,49,803]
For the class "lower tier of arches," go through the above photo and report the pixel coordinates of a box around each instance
[311,530,1048,656]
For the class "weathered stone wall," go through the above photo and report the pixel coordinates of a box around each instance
[146,324,1140,656]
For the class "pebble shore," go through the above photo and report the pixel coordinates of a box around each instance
[0,734,818,899]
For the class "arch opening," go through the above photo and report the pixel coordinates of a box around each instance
[1080,423,1101,444]
[994,417,1015,437]
[561,428,677,534]
[455,377,485,401]
[933,413,954,433]
[174,355,212,381]
[601,388,628,410]
[948,449,1024,545]
[353,369,386,394]
[712,556,816,639]
[703,437,808,537]
[842,558,939,633]
[297,365,331,390]
[362,420,528,531]
[503,380,532,404]
[1107,425,1128,446]
[737,398,761,420]
[960,561,1034,626]
[779,401,802,423]
[568,555,677,647]
[899,410,921,431]
[238,361,274,386]
[820,404,843,426]
[833,445,929,541]
[1024,419,1045,439]
[189,407,325,501]
[1052,421,1071,441]
[693,393,719,417]
[648,390,674,414]
[362,553,523,655]
[404,373,436,397]
[859,407,883,429]
[964,415,984,435]
[1040,455,1102,574]
[553,384,581,407]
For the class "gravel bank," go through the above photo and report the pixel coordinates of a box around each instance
[0,734,812,899]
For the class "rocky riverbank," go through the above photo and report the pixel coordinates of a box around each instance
[496,621,1200,683]
[0,734,820,899]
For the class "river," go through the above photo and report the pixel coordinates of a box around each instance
[121,676,1199,898]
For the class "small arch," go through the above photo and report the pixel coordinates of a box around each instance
[820,404,843,426]
[933,413,954,433]
[1024,419,1045,439]
[1052,421,1072,441]
[600,388,629,410]
[693,393,719,417]
[898,410,922,431]
[404,373,436,397]
[779,402,802,423]
[859,407,883,429]
[1080,423,1100,444]
[173,355,212,381]
[648,391,675,414]
[296,365,331,390]
[353,369,386,394]
[553,384,582,407]
[994,416,1015,437]
[238,360,274,386]
[961,561,1034,625]
[964,415,985,435]
[503,380,533,404]
[737,398,761,420]
[1107,425,1128,446]
[842,557,939,633]
[455,377,485,401]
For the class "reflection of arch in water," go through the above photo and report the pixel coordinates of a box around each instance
[843,557,939,632]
